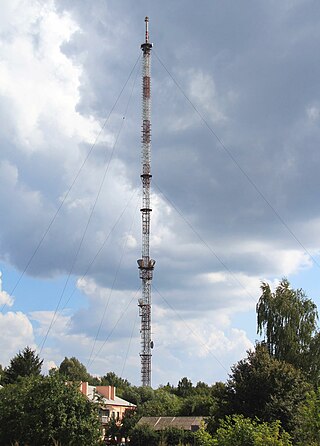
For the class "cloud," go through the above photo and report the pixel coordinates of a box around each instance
[0,271,36,367]
[28,275,253,384]
[0,311,35,366]
[1,0,320,385]
[0,272,14,307]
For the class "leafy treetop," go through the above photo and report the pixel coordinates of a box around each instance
[2,346,43,384]
[58,356,91,382]
[256,278,319,380]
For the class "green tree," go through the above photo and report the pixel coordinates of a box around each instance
[2,346,43,384]
[209,345,310,434]
[0,372,102,445]
[100,371,130,388]
[176,377,194,398]
[193,422,214,446]
[293,388,320,445]
[138,388,182,417]
[257,278,320,382]
[106,416,120,443]
[130,424,159,446]
[119,409,140,441]
[58,356,90,382]
[213,415,292,446]
[180,393,213,416]
[122,385,155,406]
[162,426,186,445]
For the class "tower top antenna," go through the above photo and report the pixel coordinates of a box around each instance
[145,16,149,43]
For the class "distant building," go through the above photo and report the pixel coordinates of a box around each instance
[80,382,136,440]
[137,416,203,431]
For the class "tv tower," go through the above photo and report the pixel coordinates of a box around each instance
[137,16,155,387]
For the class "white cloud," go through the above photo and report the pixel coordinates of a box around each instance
[0,274,34,368]
[0,272,14,307]
[188,69,227,123]
[0,311,35,366]
[306,105,320,122]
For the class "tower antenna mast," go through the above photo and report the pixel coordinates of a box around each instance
[137,16,155,387]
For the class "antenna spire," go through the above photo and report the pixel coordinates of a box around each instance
[138,17,154,387]
[145,16,149,43]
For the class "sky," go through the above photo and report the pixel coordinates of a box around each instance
[1,0,320,388]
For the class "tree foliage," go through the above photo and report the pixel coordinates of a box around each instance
[2,346,43,384]
[209,344,311,435]
[162,427,188,446]
[293,388,320,445]
[130,424,159,446]
[0,364,3,383]
[58,356,90,382]
[257,278,320,382]
[138,388,182,417]
[180,393,214,416]
[0,372,102,445]
[213,415,292,446]
[176,377,194,398]
[193,422,214,446]
[100,371,130,389]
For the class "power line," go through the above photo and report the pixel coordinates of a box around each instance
[154,181,257,305]
[153,285,229,374]
[120,310,138,379]
[55,188,139,330]
[86,198,140,368]
[39,56,141,353]
[153,50,320,271]
[88,288,140,369]
[1,53,141,314]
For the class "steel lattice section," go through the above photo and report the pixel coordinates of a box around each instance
[137,17,155,387]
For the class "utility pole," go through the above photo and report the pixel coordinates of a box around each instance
[137,16,155,387]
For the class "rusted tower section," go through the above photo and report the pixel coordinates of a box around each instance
[137,16,155,387]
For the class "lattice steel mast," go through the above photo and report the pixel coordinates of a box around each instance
[137,16,155,387]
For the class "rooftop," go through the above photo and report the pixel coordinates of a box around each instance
[137,416,203,431]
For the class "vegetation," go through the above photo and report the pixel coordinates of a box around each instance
[257,278,320,385]
[0,372,101,445]
[1,279,320,445]
[207,343,311,433]
[213,415,292,446]
[2,346,43,385]
[58,356,91,383]
[293,388,320,445]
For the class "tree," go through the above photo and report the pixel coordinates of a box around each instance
[209,345,311,434]
[193,422,214,446]
[122,385,155,406]
[119,408,140,441]
[130,424,159,446]
[138,388,182,417]
[0,372,102,445]
[2,346,43,384]
[162,427,187,445]
[106,416,120,444]
[100,371,130,387]
[213,415,292,446]
[58,356,90,382]
[293,388,320,445]
[256,278,319,381]
[176,377,194,398]
[180,393,214,416]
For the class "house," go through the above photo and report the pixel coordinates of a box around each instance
[80,382,136,437]
[137,416,203,432]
